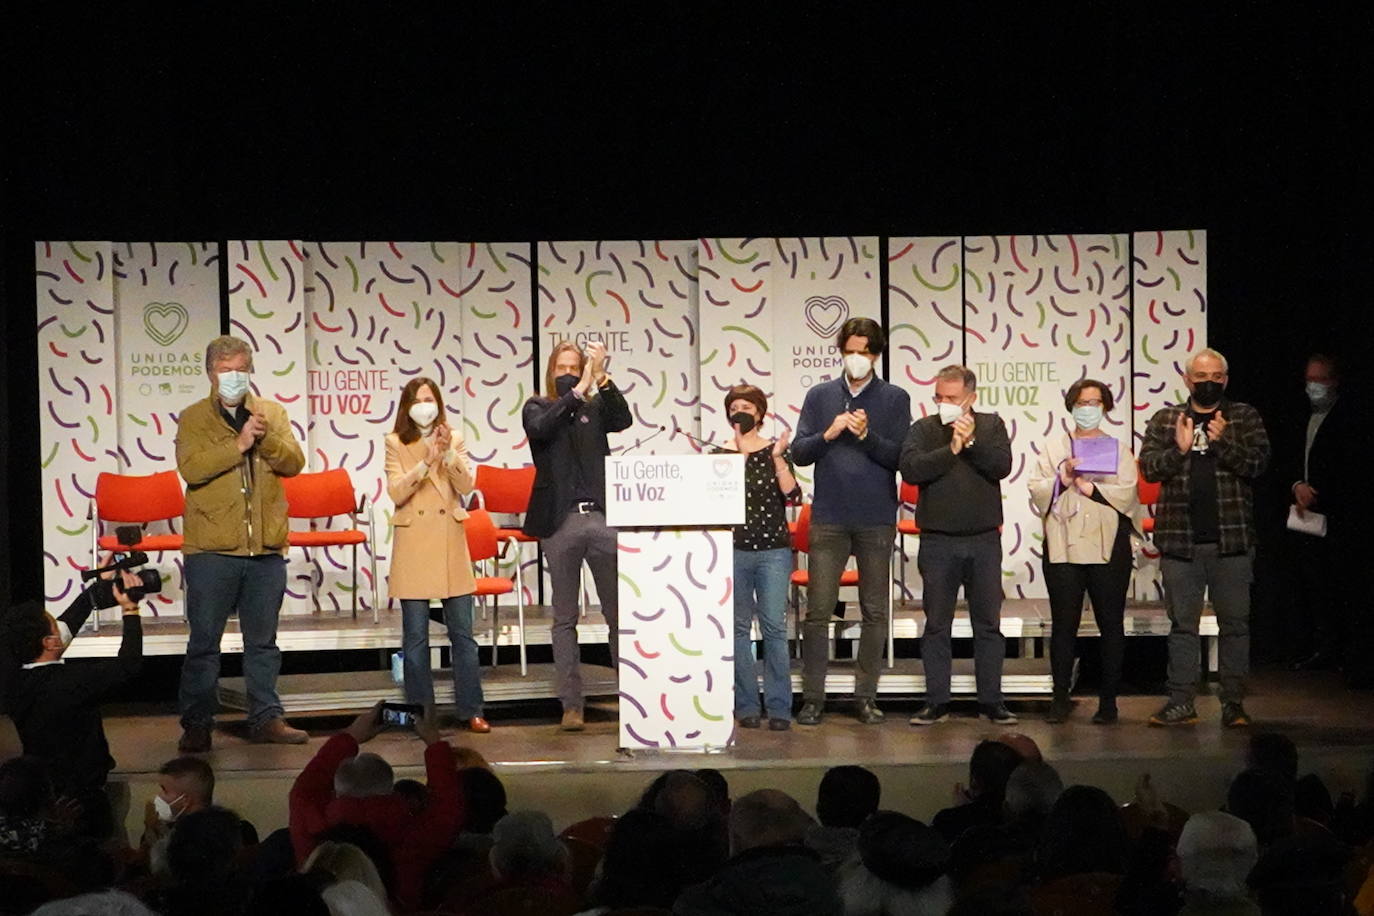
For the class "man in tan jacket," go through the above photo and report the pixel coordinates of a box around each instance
[175,335,306,752]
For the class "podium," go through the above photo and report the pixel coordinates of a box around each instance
[606,453,745,752]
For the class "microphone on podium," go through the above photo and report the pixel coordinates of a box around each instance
[626,425,668,452]
[671,425,734,454]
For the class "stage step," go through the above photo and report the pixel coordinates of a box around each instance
[68,600,1211,658]
[218,657,1053,713]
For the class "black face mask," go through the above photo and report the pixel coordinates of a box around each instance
[555,374,579,397]
[729,411,757,434]
[1191,380,1224,408]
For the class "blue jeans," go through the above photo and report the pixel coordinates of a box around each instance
[733,547,793,720]
[401,595,484,718]
[179,553,287,731]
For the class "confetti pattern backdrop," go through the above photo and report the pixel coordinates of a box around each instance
[38,233,1202,616]
[617,530,734,749]
[696,237,883,482]
[37,242,221,617]
[963,234,1132,599]
[230,241,536,615]
[1131,230,1207,599]
[887,237,965,599]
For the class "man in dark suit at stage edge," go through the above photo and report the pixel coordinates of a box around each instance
[175,335,307,753]
[1140,347,1271,728]
[1283,353,1373,687]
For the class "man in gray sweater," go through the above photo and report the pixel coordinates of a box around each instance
[900,365,1014,726]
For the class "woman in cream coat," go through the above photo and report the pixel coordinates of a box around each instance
[1029,378,1143,725]
[385,376,487,732]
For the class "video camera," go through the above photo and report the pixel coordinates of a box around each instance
[81,525,163,609]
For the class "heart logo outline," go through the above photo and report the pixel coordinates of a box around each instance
[804,295,849,339]
[143,301,190,347]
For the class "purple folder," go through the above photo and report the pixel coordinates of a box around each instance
[1072,436,1119,475]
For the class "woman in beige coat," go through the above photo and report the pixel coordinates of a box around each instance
[385,376,487,732]
[1028,378,1143,725]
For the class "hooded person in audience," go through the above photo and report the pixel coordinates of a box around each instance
[674,788,841,916]
[1175,811,1260,916]
[289,703,461,911]
[806,764,882,871]
[838,811,954,916]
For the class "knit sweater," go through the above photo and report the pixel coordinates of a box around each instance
[792,376,911,527]
[900,412,1012,535]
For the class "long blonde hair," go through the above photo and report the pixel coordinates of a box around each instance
[543,340,585,400]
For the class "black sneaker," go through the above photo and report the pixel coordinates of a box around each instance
[178,725,212,753]
[1221,702,1251,728]
[1091,704,1119,725]
[981,703,1018,725]
[1148,701,1198,726]
[738,716,762,729]
[909,703,949,726]
[767,718,792,731]
[796,702,824,726]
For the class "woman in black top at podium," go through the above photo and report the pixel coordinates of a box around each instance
[521,340,632,731]
[717,384,802,731]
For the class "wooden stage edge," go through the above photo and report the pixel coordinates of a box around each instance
[82,669,1374,840]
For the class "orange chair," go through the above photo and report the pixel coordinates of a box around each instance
[473,464,538,544]
[87,470,186,628]
[1137,463,1161,534]
[280,468,378,621]
[465,508,528,675]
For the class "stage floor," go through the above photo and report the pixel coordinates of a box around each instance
[79,667,1374,838]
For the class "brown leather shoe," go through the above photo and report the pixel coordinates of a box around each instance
[252,717,309,745]
[466,716,491,733]
[560,708,585,732]
[178,725,212,753]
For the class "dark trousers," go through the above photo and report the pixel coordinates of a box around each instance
[543,509,619,711]
[918,530,1005,705]
[801,523,894,702]
[1282,529,1347,663]
[1042,524,1132,705]
[179,553,287,730]
[1161,545,1252,704]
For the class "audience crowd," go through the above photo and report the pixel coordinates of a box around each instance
[3,719,1374,916]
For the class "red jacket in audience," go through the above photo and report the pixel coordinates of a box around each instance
[289,733,462,908]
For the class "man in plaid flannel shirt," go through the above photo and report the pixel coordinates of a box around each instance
[1139,348,1270,728]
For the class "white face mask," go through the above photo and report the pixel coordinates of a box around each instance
[937,402,963,425]
[409,402,440,428]
[153,793,185,823]
[217,370,251,405]
[843,352,873,382]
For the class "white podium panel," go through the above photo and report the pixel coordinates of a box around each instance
[605,454,745,528]
[617,528,735,750]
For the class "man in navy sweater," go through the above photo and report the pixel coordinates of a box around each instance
[793,317,911,726]
[900,365,1015,726]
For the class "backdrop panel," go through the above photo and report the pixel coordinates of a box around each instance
[698,237,882,494]
[1131,229,1207,599]
[887,237,964,600]
[37,242,118,608]
[964,234,1131,599]
[536,241,699,454]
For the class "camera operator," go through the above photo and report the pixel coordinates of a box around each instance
[0,561,144,841]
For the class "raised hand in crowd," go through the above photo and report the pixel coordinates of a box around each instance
[345,702,384,746]
[412,704,442,746]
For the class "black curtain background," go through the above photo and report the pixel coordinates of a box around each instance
[4,7,1370,663]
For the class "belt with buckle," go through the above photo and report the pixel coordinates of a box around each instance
[574,501,601,514]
